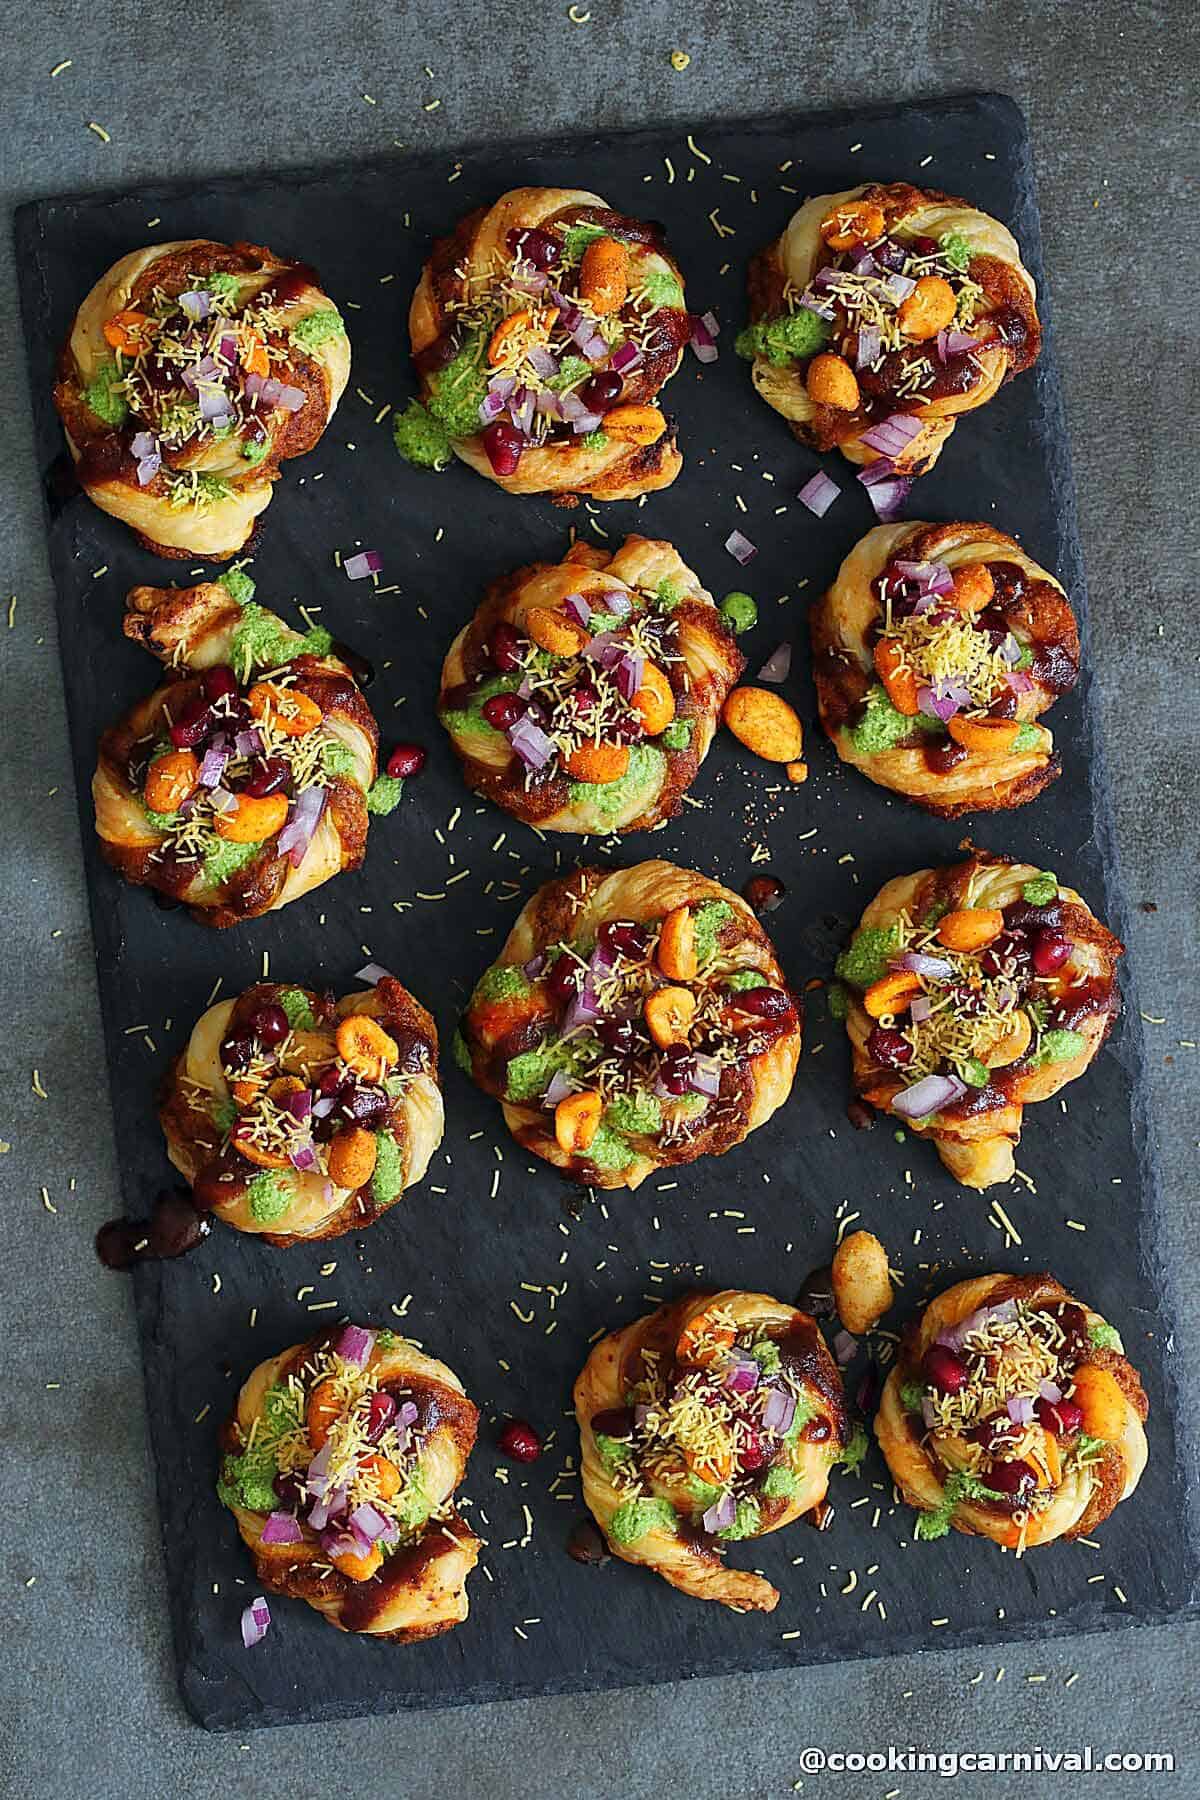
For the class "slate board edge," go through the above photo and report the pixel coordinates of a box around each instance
[12,92,1199,1733]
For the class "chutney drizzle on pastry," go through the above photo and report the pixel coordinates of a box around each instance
[53,239,349,558]
[438,535,743,833]
[219,1327,481,1639]
[95,573,381,925]
[739,182,1040,502]
[834,854,1123,1189]
[162,976,441,1244]
[458,861,802,1189]
[397,187,691,496]
[812,521,1080,815]
[876,1273,1148,1550]
[575,1290,847,1612]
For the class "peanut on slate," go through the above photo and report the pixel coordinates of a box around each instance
[722,687,804,763]
[831,1229,894,1335]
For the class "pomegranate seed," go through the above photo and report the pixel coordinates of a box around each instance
[482,419,524,477]
[240,755,292,798]
[1031,930,1072,975]
[589,1407,636,1439]
[922,1345,968,1394]
[657,1045,695,1095]
[168,695,214,750]
[366,1391,397,1441]
[488,622,527,671]
[1036,1396,1084,1435]
[545,953,581,1007]
[743,874,786,915]
[979,930,1030,977]
[967,1413,1022,1452]
[498,1419,542,1463]
[273,1469,306,1509]
[867,1025,914,1068]
[201,664,239,704]
[316,1065,346,1098]
[481,693,527,732]
[913,234,938,255]
[571,683,597,715]
[248,1003,289,1047]
[983,1457,1037,1496]
[506,225,560,270]
[579,370,623,411]
[348,1085,390,1127]
[596,1015,640,1058]
[220,1032,257,1072]
[739,1429,767,1471]
[386,743,426,780]
[728,985,793,1021]
[598,919,650,960]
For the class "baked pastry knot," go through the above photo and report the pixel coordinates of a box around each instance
[739,182,1040,503]
[575,1290,847,1610]
[876,1272,1147,1549]
[219,1326,481,1639]
[457,860,802,1188]
[94,572,381,926]
[160,975,442,1245]
[396,187,691,497]
[812,520,1079,815]
[53,239,349,558]
[438,534,743,832]
[834,851,1122,1189]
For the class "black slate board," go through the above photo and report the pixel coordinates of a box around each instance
[16,93,1198,1732]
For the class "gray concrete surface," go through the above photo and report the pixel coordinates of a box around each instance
[1,4,1196,1797]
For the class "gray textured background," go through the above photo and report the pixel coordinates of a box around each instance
[2,4,1196,1798]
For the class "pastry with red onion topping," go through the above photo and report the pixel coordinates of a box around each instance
[877,1272,1147,1550]
[395,187,691,498]
[94,573,387,926]
[160,975,441,1245]
[218,1326,480,1638]
[455,860,802,1189]
[812,520,1079,814]
[833,851,1122,1189]
[438,535,743,833]
[738,182,1040,506]
[53,239,349,558]
[575,1290,847,1610]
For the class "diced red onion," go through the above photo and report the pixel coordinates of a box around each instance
[1005,670,1035,694]
[217,333,237,367]
[320,1528,361,1559]
[479,390,508,425]
[883,272,917,303]
[396,1400,419,1432]
[866,474,914,522]
[525,344,560,379]
[855,325,881,370]
[136,453,161,486]
[798,293,836,322]
[277,785,327,867]
[207,784,237,814]
[131,430,158,459]
[543,1070,575,1110]
[687,1056,722,1099]
[523,953,546,980]
[349,1502,391,1543]
[564,593,592,628]
[891,950,954,980]
[700,310,720,338]
[179,289,212,321]
[306,1484,348,1532]
[891,1072,966,1119]
[311,1095,338,1120]
[508,714,556,770]
[852,251,877,276]
[910,994,934,1024]
[936,1300,1018,1353]
[921,1395,939,1430]
[234,727,264,758]
[944,330,982,357]
[757,642,792,683]
[240,1597,271,1647]
[305,1439,334,1496]
[284,1087,312,1124]
[616,652,645,702]
[725,529,757,566]
[689,315,718,364]
[557,389,588,422]
[572,410,605,435]
[335,1324,376,1368]
[509,389,536,435]
[582,631,627,671]
[600,589,632,618]
[724,1355,759,1394]
[535,388,564,419]
[198,385,230,422]
[833,1329,858,1367]
[570,316,607,359]
[813,266,846,291]
[562,980,601,1035]
[354,961,394,987]
[1006,1394,1036,1425]
[260,1510,303,1545]
[512,270,549,295]
[894,559,954,596]
[1039,1377,1063,1404]
[761,1384,796,1436]
[182,356,221,391]
[702,1492,737,1534]
[798,470,840,517]
[289,1140,316,1172]
[344,551,382,581]
[275,383,305,413]
[198,744,229,788]
[860,413,923,458]
[610,340,642,375]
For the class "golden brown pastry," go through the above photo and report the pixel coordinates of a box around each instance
[739,182,1040,508]
[575,1290,847,1611]
[395,187,690,497]
[834,851,1122,1189]
[219,1326,480,1639]
[94,573,383,927]
[811,521,1079,814]
[876,1272,1148,1549]
[438,535,743,832]
[456,860,802,1189]
[53,239,349,557]
[160,975,442,1245]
